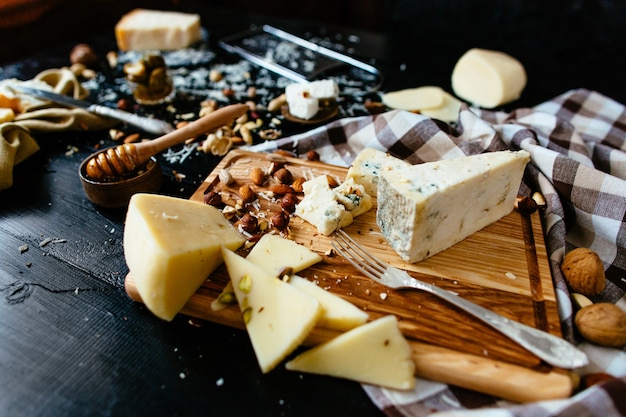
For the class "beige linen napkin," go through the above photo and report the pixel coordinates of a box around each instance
[0,68,117,190]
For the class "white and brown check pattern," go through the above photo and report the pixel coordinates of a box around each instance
[249,88,626,417]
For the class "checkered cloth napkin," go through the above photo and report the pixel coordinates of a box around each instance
[249,88,626,416]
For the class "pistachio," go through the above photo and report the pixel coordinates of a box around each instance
[238,274,252,293]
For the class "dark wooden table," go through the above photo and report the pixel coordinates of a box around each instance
[1,3,624,417]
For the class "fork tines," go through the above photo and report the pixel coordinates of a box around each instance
[332,229,387,280]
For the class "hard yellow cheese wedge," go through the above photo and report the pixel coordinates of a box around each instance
[286,315,416,390]
[222,248,322,373]
[124,193,245,321]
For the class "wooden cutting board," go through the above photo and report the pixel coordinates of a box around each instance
[125,149,574,402]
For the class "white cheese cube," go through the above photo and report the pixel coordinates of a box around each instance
[123,193,245,321]
[288,94,319,120]
[286,315,416,390]
[307,79,339,99]
[451,48,527,108]
[377,150,530,263]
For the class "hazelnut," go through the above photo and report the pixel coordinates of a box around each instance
[306,150,320,161]
[238,213,258,233]
[267,161,284,175]
[273,167,293,185]
[270,211,290,230]
[249,167,267,186]
[270,184,294,196]
[291,177,306,193]
[575,303,626,347]
[239,184,256,203]
[203,191,223,207]
[561,248,606,296]
[117,98,132,111]
[280,193,299,213]
[70,43,98,68]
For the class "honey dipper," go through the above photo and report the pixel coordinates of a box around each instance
[85,104,249,181]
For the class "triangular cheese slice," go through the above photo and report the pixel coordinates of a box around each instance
[245,233,322,275]
[286,315,416,390]
[221,248,321,373]
[124,193,245,321]
[289,276,368,331]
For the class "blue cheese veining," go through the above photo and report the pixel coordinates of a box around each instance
[345,148,411,197]
[296,176,372,235]
[376,150,530,263]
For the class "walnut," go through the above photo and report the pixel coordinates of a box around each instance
[561,248,606,296]
[575,303,626,347]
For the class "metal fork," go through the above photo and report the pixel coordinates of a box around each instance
[331,229,589,369]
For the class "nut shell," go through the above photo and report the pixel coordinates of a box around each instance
[561,248,606,296]
[575,303,626,347]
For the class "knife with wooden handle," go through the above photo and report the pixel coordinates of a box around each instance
[12,85,174,135]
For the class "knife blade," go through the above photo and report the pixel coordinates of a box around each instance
[12,85,174,135]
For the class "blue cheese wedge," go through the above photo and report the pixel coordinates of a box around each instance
[377,150,530,263]
[295,176,372,235]
[222,248,321,373]
[285,315,416,390]
[346,148,411,196]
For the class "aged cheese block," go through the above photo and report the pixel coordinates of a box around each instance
[115,9,202,51]
[346,148,411,197]
[285,315,416,390]
[296,176,372,235]
[377,150,530,263]
[222,248,321,373]
[451,48,527,108]
[124,193,245,321]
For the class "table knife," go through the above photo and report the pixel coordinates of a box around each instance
[12,85,174,135]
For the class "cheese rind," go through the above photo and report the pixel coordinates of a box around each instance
[285,315,416,390]
[115,9,202,51]
[222,248,321,373]
[451,48,527,108]
[295,176,372,235]
[346,148,411,197]
[123,193,244,321]
[377,150,530,263]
